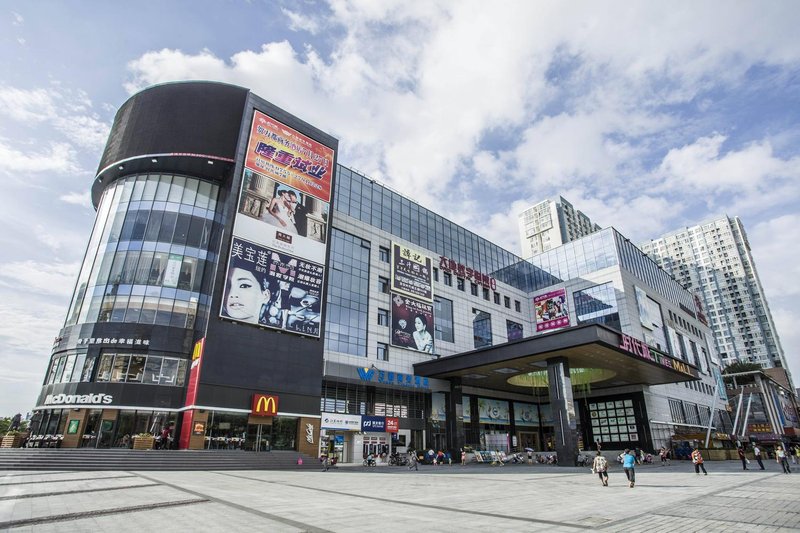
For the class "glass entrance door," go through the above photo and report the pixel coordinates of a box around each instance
[246,424,271,452]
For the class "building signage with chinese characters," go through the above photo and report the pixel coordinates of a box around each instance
[391,243,433,301]
[251,394,279,416]
[390,293,434,354]
[356,366,430,389]
[438,256,496,290]
[320,413,362,431]
[748,423,774,434]
[222,109,334,337]
[618,333,698,378]
[385,418,399,433]
[75,337,150,347]
[361,416,387,432]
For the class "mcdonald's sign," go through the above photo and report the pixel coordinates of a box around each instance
[252,394,279,416]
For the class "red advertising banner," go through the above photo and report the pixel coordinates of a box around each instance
[179,338,205,449]
[385,417,399,433]
[244,110,335,203]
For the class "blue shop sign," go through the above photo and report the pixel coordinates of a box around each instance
[362,416,386,432]
[356,367,429,389]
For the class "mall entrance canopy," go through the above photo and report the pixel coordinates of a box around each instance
[414,323,699,464]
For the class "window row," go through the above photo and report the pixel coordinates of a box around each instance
[432,268,522,313]
[96,353,188,385]
[45,351,187,387]
[338,168,525,288]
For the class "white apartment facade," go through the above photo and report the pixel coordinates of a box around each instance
[640,216,790,382]
[518,196,601,259]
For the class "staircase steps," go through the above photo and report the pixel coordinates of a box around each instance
[0,449,321,471]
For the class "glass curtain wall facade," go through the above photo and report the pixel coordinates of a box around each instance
[65,173,220,330]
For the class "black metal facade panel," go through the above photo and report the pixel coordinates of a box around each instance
[53,323,195,357]
[194,90,338,415]
[36,381,185,410]
[98,82,249,174]
[195,383,321,416]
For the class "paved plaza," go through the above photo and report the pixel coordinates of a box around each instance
[0,459,798,532]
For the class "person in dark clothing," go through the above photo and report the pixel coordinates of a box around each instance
[9,413,21,431]
[737,446,748,470]
[287,191,308,237]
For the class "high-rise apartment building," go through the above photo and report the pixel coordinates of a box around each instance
[640,216,790,377]
[518,197,601,258]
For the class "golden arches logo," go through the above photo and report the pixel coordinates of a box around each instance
[252,394,278,416]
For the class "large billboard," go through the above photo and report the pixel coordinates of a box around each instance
[221,237,324,337]
[534,288,570,332]
[391,243,433,302]
[391,293,434,354]
[221,110,334,337]
[244,110,334,202]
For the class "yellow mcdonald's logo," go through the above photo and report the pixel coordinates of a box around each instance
[252,394,278,416]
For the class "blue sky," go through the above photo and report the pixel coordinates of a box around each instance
[0,1,798,416]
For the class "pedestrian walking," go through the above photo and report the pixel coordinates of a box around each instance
[792,445,799,465]
[659,447,668,466]
[321,455,330,472]
[408,450,419,471]
[737,446,749,470]
[592,451,609,486]
[753,444,765,470]
[623,449,636,488]
[776,446,792,474]
[461,448,467,466]
[527,448,533,464]
[691,448,708,475]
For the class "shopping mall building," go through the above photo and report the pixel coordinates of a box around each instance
[31,81,734,463]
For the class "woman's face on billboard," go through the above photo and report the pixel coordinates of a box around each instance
[226,267,262,320]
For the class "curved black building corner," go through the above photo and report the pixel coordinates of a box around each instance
[32,81,338,456]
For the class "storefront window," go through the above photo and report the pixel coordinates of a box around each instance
[110,355,130,382]
[96,353,114,382]
[272,417,298,450]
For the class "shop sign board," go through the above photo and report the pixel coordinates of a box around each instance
[252,394,279,416]
[361,416,386,432]
[321,413,362,431]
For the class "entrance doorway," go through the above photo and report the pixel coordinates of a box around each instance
[247,423,271,452]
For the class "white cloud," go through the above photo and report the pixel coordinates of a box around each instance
[653,135,800,223]
[59,190,92,208]
[0,85,56,121]
[282,8,321,34]
[748,215,800,299]
[0,140,79,175]
[11,11,23,26]
[0,259,81,298]
[0,85,110,152]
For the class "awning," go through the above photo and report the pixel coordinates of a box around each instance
[415,324,699,394]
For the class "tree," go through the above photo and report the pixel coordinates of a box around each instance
[722,361,762,375]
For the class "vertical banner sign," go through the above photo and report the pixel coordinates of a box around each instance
[390,243,433,301]
[221,110,335,338]
[179,338,205,450]
[390,242,435,354]
[391,293,435,354]
[534,288,570,332]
